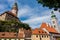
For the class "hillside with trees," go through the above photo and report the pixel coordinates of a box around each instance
[0,20,31,32]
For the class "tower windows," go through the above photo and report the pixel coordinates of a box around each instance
[54,25,56,28]
[2,34,5,36]
[53,21,55,24]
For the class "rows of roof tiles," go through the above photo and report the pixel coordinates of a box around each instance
[32,23,57,34]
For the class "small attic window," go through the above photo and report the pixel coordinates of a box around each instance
[2,34,5,36]
[45,32,46,33]
[39,31,40,33]
[14,34,17,36]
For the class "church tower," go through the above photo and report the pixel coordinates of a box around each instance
[51,11,60,32]
[11,0,18,17]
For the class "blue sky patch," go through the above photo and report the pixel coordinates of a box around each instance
[0,0,60,29]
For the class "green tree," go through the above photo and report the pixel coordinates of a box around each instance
[37,0,60,12]
[0,20,31,32]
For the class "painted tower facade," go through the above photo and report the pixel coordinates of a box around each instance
[51,11,60,32]
[0,1,19,22]
[11,1,18,17]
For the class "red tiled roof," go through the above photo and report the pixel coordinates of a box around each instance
[32,28,47,34]
[40,23,57,33]
[0,32,24,38]
[0,32,16,38]
[32,22,58,35]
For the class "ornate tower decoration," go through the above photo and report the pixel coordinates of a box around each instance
[51,11,60,32]
[11,0,18,17]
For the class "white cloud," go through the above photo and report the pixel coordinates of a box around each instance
[17,5,60,29]
[17,5,53,19]
[17,5,32,17]
[22,16,50,23]
[22,15,51,28]
[17,5,52,29]
[0,0,59,29]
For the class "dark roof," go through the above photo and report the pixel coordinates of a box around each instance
[49,32,60,34]
[0,11,18,19]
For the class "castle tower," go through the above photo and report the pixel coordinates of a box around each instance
[11,0,18,17]
[51,11,60,32]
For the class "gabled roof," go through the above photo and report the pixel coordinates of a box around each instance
[40,23,57,33]
[32,22,58,35]
[0,11,18,19]
[32,28,48,35]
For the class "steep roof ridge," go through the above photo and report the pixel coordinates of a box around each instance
[40,22,58,33]
[42,28,49,34]
[32,28,48,35]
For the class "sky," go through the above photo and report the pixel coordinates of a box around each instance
[0,0,60,29]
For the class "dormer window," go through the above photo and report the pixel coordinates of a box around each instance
[39,31,40,33]
[2,34,5,36]
[14,34,17,36]
[42,31,44,33]
[45,32,46,33]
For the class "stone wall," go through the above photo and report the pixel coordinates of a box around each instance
[31,35,50,40]
[0,13,6,21]
[5,13,19,22]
